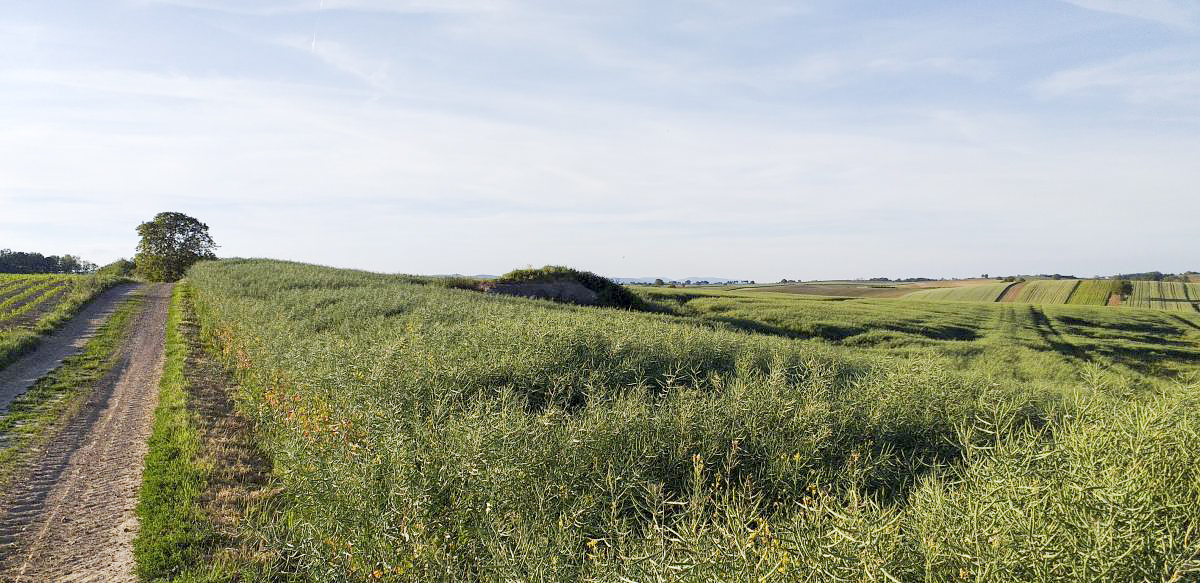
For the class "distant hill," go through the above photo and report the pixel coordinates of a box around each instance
[612,276,747,284]
[434,274,747,285]
[903,279,1200,312]
[433,274,498,280]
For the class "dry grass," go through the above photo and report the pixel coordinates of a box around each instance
[135,284,277,581]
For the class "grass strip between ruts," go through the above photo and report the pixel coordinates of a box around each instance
[0,291,142,490]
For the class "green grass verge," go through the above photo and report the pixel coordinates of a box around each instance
[134,284,212,581]
[0,292,141,489]
[134,283,275,583]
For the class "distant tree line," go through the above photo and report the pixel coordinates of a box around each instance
[994,271,1196,284]
[0,249,97,274]
[653,279,755,286]
[1113,271,1196,282]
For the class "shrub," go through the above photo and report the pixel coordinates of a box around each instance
[496,265,648,310]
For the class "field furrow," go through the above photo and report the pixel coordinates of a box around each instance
[1014,280,1079,304]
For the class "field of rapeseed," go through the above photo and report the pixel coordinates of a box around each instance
[173,259,1200,581]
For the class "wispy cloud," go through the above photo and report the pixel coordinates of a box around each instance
[126,0,510,16]
[4,2,1199,278]
[1056,0,1200,27]
[1037,51,1200,106]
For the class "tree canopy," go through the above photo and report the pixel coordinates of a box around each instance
[134,212,217,282]
[0,249,96,274]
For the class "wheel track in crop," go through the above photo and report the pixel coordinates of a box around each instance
[1027,305,1085,361]
[0,283,171,582]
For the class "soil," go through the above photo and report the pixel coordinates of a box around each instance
[0,283,171,582]
[749,279,1003,299]
[1108,293,1121,306]
[0,283,69,315]
[999,282,1027,303]
[484,281,600,304]
[0,287,71,330]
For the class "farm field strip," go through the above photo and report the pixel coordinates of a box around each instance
[1126,281,1196,312]
[0,281,67,315]
[901,278,1195,312]
[1067,280,1116,305]
[0,286,75,328]
[0,279,78,323]
[168,260,1200,580]
[1185,284,1200,312]
[0,273,127,368]
[0,280,31,297]
[1014,280,1078,304]
[900,282,1011,302]
[0,285,35,305]
[997,281,1025,302]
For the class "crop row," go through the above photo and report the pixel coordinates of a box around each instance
[0,273,126,367]
[0,278,76,321]
[1125,281,1199,312]
[902,278,1200,311]
[1012,280,1078,304]
[1065,280,1117,305]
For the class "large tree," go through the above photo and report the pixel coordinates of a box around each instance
[134,212,217,282]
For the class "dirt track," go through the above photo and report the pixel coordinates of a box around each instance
[0,283,139,412]
[0,283,171,582]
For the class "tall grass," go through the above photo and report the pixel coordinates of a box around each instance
[135,284,211,580]
[181,260,1200,581]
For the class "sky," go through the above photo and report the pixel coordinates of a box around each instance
[1,0,1198,281]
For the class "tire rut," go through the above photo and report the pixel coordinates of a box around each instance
[0,283,139,411]
[0,283,172,582]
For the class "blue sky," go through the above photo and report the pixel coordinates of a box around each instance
[2,0,1197,281]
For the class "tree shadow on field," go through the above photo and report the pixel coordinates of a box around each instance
[1049,314,1200,374]
[707,316,980,345]
[1025,307,1090,362]
[1056,315,1180,336]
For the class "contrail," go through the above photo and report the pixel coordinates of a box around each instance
[311,0,324,51]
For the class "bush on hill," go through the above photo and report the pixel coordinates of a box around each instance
[496,265,648,310]
[96,258,136,279]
